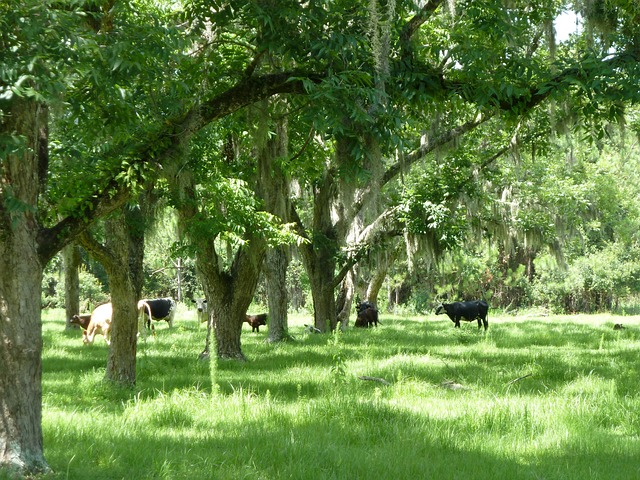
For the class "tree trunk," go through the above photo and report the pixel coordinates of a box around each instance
[0,98,50,473]
[336,270,356,329]
[265,246,290,341]
[306,253,338,332]
[104,265,138,386]
[105,209,140,385]
[177,173,266,361]
[79,204,144,386]
[365,244,399,305]
[63,242,82,328]
[256,103,291,342]
[196,236,265,360]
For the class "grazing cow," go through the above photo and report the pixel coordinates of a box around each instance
[354,301,379,328]
[245,313,267,332]
[195,298,208,324]
[70,313,92,330]
[83,303,112,345]
[304,324,322,334]
[435,300,489,331]
[138,297,177,330]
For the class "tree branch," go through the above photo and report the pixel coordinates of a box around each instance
[400,0,444,46]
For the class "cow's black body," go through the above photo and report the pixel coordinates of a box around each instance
[354,301,379,328]
[435,300,489,331]
[139,297,176,328]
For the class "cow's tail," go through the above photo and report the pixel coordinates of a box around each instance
[137,300,153,337]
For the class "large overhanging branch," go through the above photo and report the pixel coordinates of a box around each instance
[38,71,325,263]
[344,47,640,276]
[37,179,131,264]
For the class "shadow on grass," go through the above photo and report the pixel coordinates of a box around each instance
[209,317,640,401]
[43,313,640,408]
[43,392,640,480]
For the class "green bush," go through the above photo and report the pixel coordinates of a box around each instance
[532,243,640,313]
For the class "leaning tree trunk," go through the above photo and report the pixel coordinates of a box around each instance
[336,269,356,329]
[0,98,50,474]
[63,242,81,328]
[365,243,400,305]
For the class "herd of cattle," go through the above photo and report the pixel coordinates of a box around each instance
[71,295,490,345]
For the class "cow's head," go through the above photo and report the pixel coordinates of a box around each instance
[195,298,207,312]
[435,304,446,315]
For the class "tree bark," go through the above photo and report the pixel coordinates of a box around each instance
[169,162,266,360]
[79,204,145,386]
[336,270,356,329]
[256,102,292,343]
[0,98,50,473]
[265,246,290,342]
[63,242,82,329]
[197,234,265,360]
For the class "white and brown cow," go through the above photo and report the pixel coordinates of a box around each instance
[82,303,112,345]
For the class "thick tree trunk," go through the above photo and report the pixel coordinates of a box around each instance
[105,267,138,386]
[0,99,50,473]
[79,205,144,386]
[306,252,338,332]
[187,202,266,360]
[197,239,265,360]
[63,242,81,328]
[210,295,245,360]
[265,246,290,342]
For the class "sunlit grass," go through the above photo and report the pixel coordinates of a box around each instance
[40,309,640,479]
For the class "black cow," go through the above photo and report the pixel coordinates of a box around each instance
[435,300,489,331]
[138,297,177,329]
[354,301,379,328]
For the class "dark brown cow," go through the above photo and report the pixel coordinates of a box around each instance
[245,313,267,332]
[69,314,92,330]
[354,301,379,328]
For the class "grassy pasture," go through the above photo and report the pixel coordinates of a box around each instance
[39,307,640,480]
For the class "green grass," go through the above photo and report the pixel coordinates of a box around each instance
[40,308,640,479]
